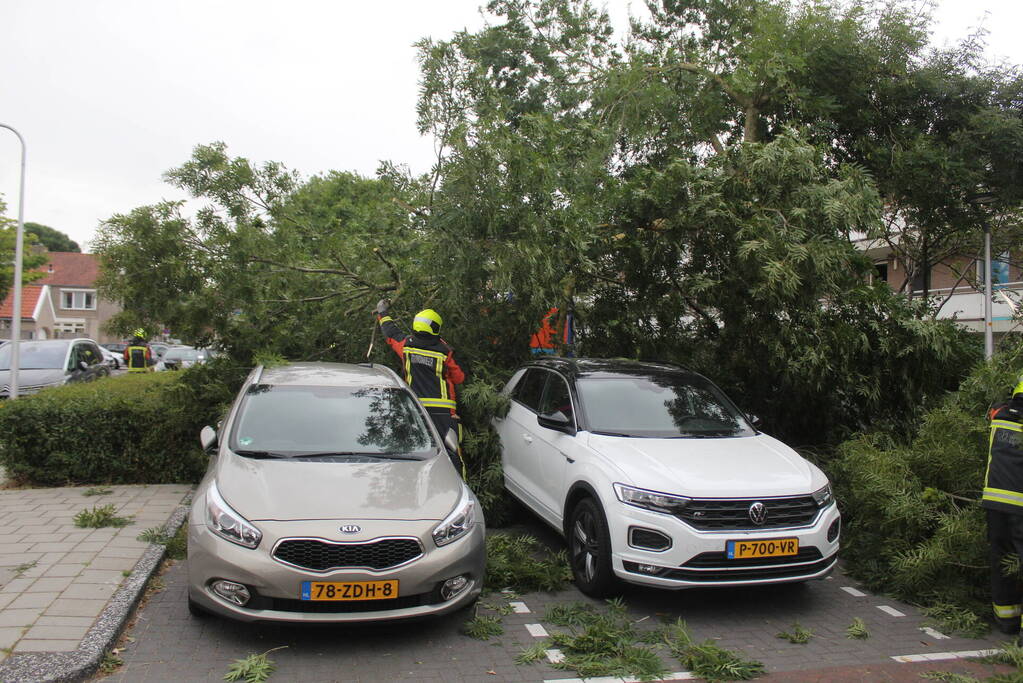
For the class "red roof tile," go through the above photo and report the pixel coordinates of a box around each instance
[34,252,99,287]
[0,284,45,320]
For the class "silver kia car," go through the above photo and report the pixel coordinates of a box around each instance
[187,362,485,622]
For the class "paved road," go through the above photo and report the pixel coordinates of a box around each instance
[100,516,1013,683]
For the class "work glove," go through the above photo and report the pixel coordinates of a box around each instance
[374,298,390,316]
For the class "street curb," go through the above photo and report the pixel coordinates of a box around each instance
[0,491,193,683]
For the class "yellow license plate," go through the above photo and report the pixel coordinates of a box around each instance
[300,580,398,601]
[726,538,798,559]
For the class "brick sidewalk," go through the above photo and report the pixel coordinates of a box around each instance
[0,484,190,674]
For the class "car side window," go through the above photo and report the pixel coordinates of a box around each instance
[68,344,81,370]
[539,374,574,424]
[513,369,547,412]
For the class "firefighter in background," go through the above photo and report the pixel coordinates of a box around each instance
[529,306,575,356]
[123,329,153,373]
[983,375,1023,634]
[374,300,466,475]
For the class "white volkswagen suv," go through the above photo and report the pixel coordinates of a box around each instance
[494,358,839,596]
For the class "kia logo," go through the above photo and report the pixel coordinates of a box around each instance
[339,524,361,534]
[748,502,767,526]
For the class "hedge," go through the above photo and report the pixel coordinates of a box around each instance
[0,361,246,486]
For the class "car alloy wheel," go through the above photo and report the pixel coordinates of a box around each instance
[568,497,617,597]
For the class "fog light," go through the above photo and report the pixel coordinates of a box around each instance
[440,575,470,601]
[827,516,841,543]
[636,564,661,575]
[211,580,250,606]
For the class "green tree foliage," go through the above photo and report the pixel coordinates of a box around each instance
[0,197,48,304]
[24,222,80,253]
[833,341,1023,615]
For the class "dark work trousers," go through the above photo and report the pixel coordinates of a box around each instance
[987,508,1023,631]
[427,408,464,477]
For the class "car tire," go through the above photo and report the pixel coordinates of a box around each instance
[568,497,618,597]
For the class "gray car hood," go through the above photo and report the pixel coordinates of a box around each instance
[214,452,464,522]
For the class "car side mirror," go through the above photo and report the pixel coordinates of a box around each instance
[200,425,218,452]
[443,428,459,456]
[538,411,575,435]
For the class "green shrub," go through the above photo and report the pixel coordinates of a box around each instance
[832,339,1023,617]
[0,359,247,486]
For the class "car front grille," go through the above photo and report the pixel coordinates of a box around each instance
[273,538,423,572]
[676,496,819,530]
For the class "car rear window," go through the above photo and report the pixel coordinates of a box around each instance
[230,385,435,457]
[576,375,754,438]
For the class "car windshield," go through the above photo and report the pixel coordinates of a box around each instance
[576,374,755,438]
[230,385,436,458]
[0,341,69,370]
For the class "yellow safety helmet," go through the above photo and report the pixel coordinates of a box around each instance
[132,328,146,339]
[1014,375,1023,397]
[412,309,443,335]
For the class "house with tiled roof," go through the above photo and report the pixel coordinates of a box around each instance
[0,252,121,342]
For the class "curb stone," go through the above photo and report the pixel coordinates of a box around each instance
[0,492,192,683]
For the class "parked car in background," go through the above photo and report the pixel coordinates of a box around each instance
[99,346,121,370]
[149,342,172,361]
[102,342,128,355]
[187,361,485,623]
[494,358,839,596]
[0,338,111,398]
[155,346,218,371]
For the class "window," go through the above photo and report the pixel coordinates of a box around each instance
[512,369,548,412]
[61,290,96,310]
[872,261,888,285]
[539,374,574,424]
[978,253,1012,287]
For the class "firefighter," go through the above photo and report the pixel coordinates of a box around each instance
[374,300,466,475]
[983,375,1023,634]
[123,330,152,373]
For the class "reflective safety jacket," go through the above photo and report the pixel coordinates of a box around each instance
[379,316,465,413]
[124,344,151,373]
[983,398,1023,514]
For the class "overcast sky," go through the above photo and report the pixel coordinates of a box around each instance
[1,0,1021,252]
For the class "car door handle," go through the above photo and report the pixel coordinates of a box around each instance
[561,452,574,463]
[522,434,533,444]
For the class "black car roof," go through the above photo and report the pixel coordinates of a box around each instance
[523,357,699,381]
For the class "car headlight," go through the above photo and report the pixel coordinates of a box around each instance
[206,481,262,549]
[812,483,834,508]
[433,485,476,547]
[613,483,691,514]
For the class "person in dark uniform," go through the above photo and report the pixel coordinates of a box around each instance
[983,375,1023,634]
[375,300,466,475]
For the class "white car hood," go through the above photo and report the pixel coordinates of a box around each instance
[214,452,463,522]
[585,432,823,498]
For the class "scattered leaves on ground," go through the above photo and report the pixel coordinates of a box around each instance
[776,622,813,644]
[846,617,870,640]
[73,504,133,529]
[137,519,187,560]
[485,533,571,593]
[83,487,113,497]
[922,603,990,639]
[462,615,504,640]
[223,646,286,683]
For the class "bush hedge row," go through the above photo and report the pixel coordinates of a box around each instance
[0,361,247,486]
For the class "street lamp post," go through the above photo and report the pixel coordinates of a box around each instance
[0,124,26,398]
[968,191,997,361]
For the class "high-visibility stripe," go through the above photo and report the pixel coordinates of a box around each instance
[983,488,1023,507]
[419,397,457,409]
[405,348,447,360]
[994,603,1022,618]
[992,420,1023,433]
[379,315,393,323]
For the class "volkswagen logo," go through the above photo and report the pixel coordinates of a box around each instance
[748,502,767,526]
[339,524,361,534]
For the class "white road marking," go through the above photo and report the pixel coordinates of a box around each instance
[920,626,951,640]
[510,601,531,614]
[841,586,867,597]
[526,623,549,637]
[544,673,694,683]
[877,605,906,617]
[891,648,999,663]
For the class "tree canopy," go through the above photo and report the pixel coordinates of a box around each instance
[95,0,1021,446]
[0,199,48,305]
[24,222,80,253]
